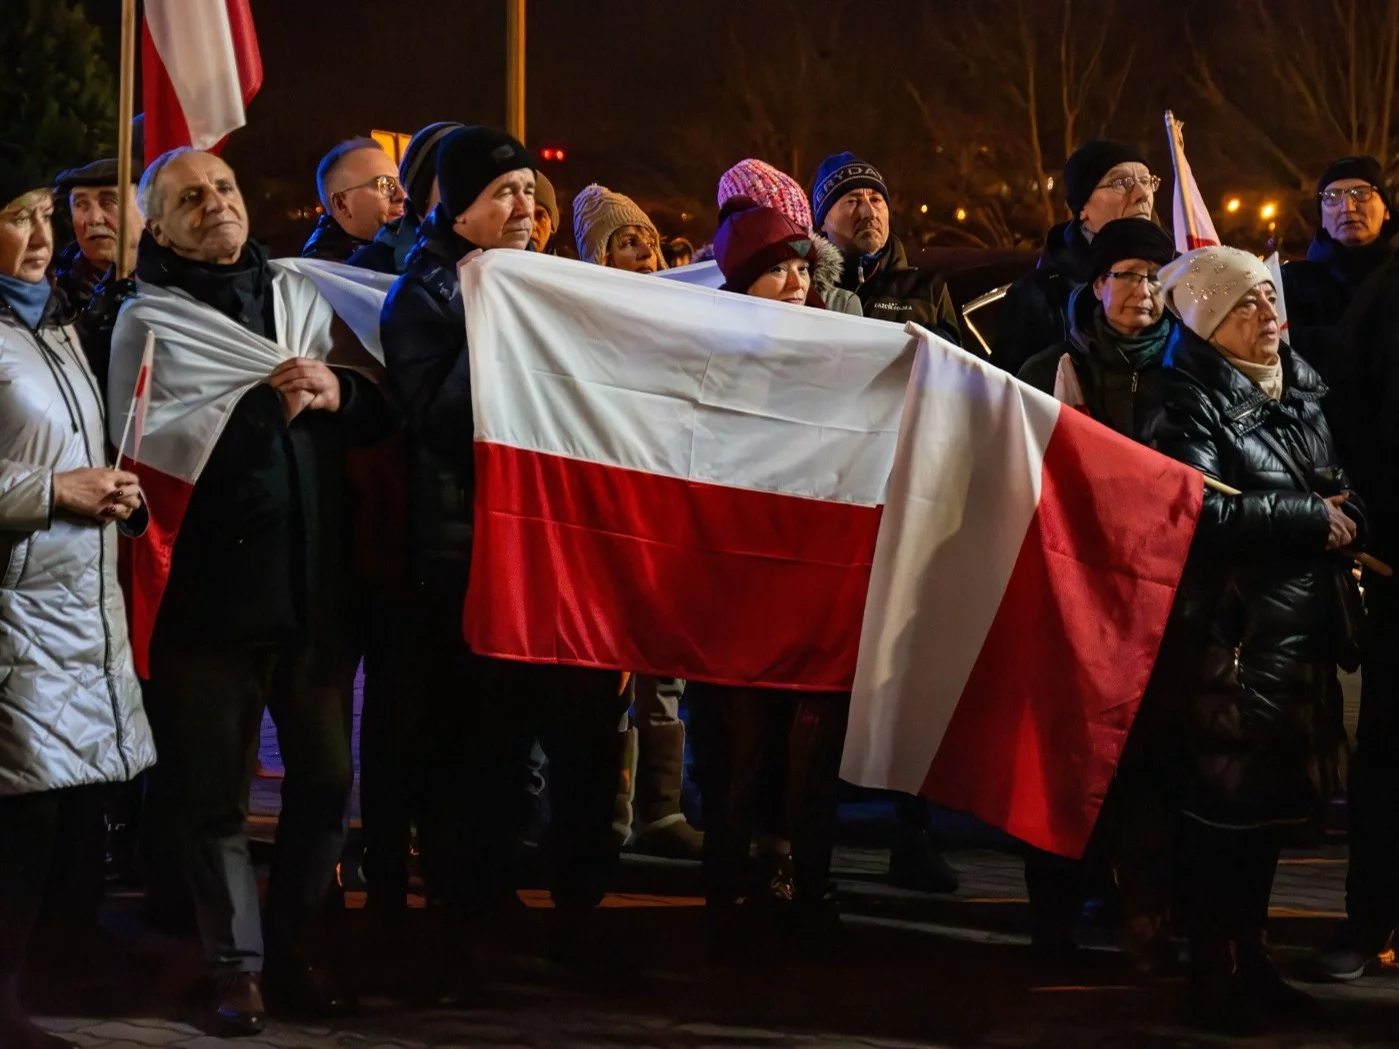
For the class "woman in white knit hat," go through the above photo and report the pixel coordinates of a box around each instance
[1145,245,1365,1033]
[571,183,667,274]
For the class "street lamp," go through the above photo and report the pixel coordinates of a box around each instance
[1260,202,1278,221]
[954,207,968,222]
[1225,198,1242,214]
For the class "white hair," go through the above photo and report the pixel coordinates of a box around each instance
[138,146,197,222]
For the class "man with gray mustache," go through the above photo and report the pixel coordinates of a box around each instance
[53,157,141,310]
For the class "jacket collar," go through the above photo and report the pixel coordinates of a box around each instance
[1163,323,1326,420]
[300,213,370,262]
[1038,219,1095,284]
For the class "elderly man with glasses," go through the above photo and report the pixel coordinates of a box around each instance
[992,140,1163,376]
[301,137,406,262]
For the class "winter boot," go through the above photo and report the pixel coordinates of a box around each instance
[612,724,638,849]
[1188,934,1268,1036]
[1237,930,1321,1022]
[630,719,704,859]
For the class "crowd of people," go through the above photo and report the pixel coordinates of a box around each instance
[0,114,1397,1045]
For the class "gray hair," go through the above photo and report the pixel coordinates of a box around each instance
[138,146,197,223]
[316,137,384,211]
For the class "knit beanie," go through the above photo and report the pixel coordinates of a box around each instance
[811,152,888,231]
[436,125,534,219]
[571,184,663,266]
[718,159,813,232]
[400,121,463,214]
[534,171,559,228]
[713,197,815,295]
[1063,140,1148,215]
[0,143,50,212]
[1159,245,1272,341]
[1087,218,1176,279]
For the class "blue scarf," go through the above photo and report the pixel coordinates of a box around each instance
[0,273,52,330]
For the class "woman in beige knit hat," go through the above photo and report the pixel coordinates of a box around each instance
[571,184,667,273]
[1144,245,1365,1033]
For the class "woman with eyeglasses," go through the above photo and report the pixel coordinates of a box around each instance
[992,140,1163,377]
[1282,156,1396,376]
[1142,246,1365,1034]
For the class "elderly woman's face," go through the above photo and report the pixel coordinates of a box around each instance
[606,225,659,273]
[0,190,55,282]
[1211,281,1281,363]
[1093,257,1164,334]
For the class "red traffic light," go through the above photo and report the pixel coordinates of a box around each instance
[539,147,566,161]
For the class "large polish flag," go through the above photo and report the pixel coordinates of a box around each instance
[841,329,1203,857]
[1165,110,1220,252]
[461,251,916,692]
[142,0,263,162]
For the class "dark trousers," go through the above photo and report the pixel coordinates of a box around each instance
[410,571,628,912]
[1347,579,1399,930]
[688,684,850,905]
[142,640,355,976]
[1178,819,1281,939]
[357,593,421,904]
[0,786,108,976]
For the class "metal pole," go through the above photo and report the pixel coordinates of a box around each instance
[115,0,138,279]
[506,0,526,142]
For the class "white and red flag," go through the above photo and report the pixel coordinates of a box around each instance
[107,265,345,677]
[840,329,1203,857]
[461,251,914,691]
[1165,110,1220,252]
[142,0,263,162]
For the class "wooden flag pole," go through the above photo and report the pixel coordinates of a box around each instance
[1203,474,1392,577]
[506,0,526,142]
[115,0,138,280]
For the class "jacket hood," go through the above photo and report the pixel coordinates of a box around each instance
[810,233,845,298]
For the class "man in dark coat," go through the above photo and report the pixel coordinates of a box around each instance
[301,138,405,262]
[348,122,461,276]
[810,152,960,344]
[992,140,1161,376]
[1315,234,1399,981]
[1282,155,1397,380]
[52,158,139,312]
[118,148,393,1030]
[379,126,628,965]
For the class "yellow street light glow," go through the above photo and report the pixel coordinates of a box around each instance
[1225,198,1242,213]
[1260,202,1278,220]
[919,204,929,214]
[955,207,968,222]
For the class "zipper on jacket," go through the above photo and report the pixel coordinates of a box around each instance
[1130,372,1139,394]
[51,327,131,778]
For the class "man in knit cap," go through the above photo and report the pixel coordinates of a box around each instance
[992,140,1160,376]
[380,127,628,967]
[1283,156,1397,379]
[302,137,406,262]
[572,184,666,273]
[809,151,960,344]
[349,121,462,275]
[530,171,560,254]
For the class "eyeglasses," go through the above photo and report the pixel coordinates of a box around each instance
[1095,174,1162,196]
[1105,270,1162,289]
[1320,185,1379,208]
[336,175,402,199]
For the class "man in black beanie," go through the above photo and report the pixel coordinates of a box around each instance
[1308,157,1399,983]
[1283,156,1396,377]
[379,126,628,975]
[992,140,1160,376]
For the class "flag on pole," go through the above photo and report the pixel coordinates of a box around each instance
[1264,251,1291,336]
[461,250,914,691]
[114,332,155,470]
[1165,110,1220,252]
[841,327,1203,858]
[142,0,263,162]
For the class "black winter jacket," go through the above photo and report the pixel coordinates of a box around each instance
[301,213,371,263]
[834,234,960,344]
[379,206,477,584]
[1017,285,1171,440]
[138,238,396,649]
[1282,232,1394,380]
[1141,327,1364,828]
[991,219,1095,376]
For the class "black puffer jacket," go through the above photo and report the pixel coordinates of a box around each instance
[301,213,371,263]
[1141,326,1364,829]
[991,219,1095,376]
[1017,284,1172,439]
[378,205,477,586]
[834,233,959,343]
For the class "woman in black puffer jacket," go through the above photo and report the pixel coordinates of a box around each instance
[1144,246,1366,1034]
